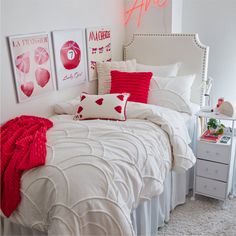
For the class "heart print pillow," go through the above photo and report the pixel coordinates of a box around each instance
[74,93,130,121]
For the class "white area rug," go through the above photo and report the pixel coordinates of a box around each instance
[158,196,236,236]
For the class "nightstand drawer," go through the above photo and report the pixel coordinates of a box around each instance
[196,159,228,182]
[195,176,227,199]
[197,141,230,164]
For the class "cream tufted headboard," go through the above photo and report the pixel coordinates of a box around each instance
[124,34,209,106]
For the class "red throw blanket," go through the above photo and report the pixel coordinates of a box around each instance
[0,115,53,217]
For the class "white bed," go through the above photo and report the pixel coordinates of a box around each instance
[1,34,209,236]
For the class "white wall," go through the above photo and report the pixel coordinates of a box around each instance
[182,0,236,104]
[171,0,183,33]
[0,0,125,123]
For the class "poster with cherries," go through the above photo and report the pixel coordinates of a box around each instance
[9,33,55,102]
[86,27,111,81]
[52,29,88,89]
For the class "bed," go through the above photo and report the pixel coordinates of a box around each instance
[1,34,209,236]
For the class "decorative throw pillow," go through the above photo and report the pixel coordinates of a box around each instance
[74,93,130,121]
[97,59,136,94]
[136,62,181,77]
[54,97,80,115]
[148,75,195,114]
[110,70,153,104]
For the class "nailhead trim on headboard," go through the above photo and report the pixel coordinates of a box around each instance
[123,34,209,107]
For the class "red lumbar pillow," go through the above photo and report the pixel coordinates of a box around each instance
[74,92,130,121]
[110,70,152,104]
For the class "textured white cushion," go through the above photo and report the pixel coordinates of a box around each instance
[148,75,196,114]
[136,62,181,77]
[74,93,130,121]
[54,97,80,115]
[97,59,136,94]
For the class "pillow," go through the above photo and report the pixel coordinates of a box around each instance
[97,59,136,94]
[148,75,196,114]
[148,89,193,114]
[54,97,80,115]
[74,93,130,121]
[110,70,152,104]
[136,62,181,77]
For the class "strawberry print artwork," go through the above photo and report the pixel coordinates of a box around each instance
[34,47,49,65]
[15,52,30,74]
[60,40,81,70]
[20,82,34,97]
[9,33,55,102]
[35,68,50,88]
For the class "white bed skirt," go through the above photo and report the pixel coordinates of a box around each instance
[131,170,191,236]
[1,170,191,236]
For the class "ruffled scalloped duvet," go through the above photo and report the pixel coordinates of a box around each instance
[1,102,195,235]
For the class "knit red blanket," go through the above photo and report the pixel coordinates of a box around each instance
[0,115,53,217]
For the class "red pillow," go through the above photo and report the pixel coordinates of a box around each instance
[110,70,152,103]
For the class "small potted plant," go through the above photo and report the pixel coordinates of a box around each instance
[207,118,225,135]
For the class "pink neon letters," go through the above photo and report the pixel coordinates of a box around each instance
[125,0,168,27]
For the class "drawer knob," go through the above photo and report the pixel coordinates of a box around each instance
[216,152,219,156]
[215,170,218,174]
[213,187,216,190]
[205,168,209,172]
[206,150,210,154]
[204,185,207,189]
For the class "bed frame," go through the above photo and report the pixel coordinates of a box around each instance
[124,33,209,106]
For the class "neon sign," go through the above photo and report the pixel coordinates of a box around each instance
[124,0,169,27]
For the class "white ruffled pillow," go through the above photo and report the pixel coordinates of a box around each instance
[74,93,130,121]
[136,62,181,77]
[54,97,80,115]
[148,75,196,114]
[97,59,136,94]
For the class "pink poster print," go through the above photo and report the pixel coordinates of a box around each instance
[9,33,55,102]
[52,29,88,89]
[86,27,111,81]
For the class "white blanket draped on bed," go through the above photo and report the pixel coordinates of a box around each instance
[1,102,195,236]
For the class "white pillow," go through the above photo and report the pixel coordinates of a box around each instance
[74,93,130,121]
[148,75,196,114]
[97,59,136,94]
[54,97,80,115]
[136,62,181,77]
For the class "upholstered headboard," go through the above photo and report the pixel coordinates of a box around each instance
[124,34,209,106]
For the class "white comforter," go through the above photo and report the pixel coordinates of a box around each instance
[3,102,195,235]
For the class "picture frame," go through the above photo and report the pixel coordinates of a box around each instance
[9,32,55,103]
[86,26,111,81]
[52,29,88,89]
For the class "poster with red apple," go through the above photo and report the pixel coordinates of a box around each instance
[86,26,111,81]
[52,29,88,89]
[9,33,55,102]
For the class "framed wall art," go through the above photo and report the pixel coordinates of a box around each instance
[9,33,55,102]
[52,29,88,89]
[86,26,111,81]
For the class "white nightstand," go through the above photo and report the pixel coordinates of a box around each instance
[192,111,236,206]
